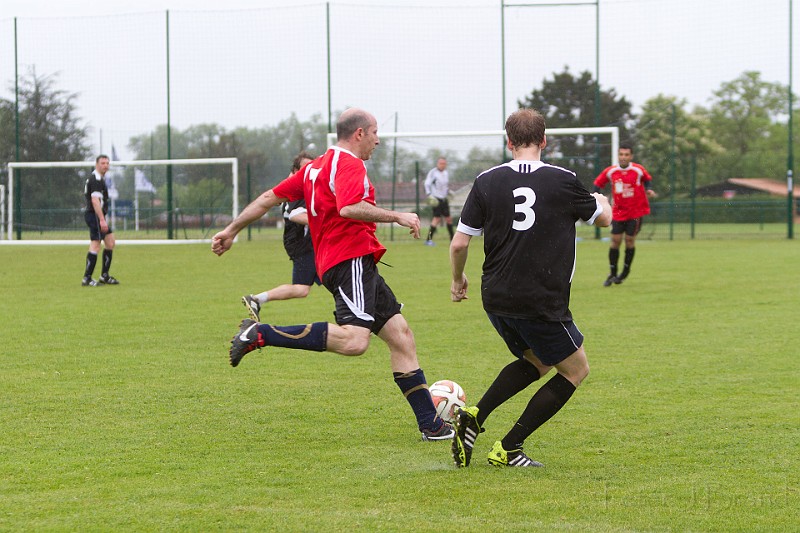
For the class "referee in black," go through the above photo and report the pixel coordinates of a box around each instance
[82,155,119,286]
[449,108,611,468]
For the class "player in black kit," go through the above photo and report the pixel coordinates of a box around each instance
[241,152,321,321]
[449,108,612,468]
[82,155,119,286]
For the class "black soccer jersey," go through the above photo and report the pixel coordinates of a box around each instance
[84,171,109,215]
[282,199,314,260]
[458,160,603,322]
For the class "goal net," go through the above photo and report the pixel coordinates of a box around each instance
[5,158,238,244]
[326,127,619,240]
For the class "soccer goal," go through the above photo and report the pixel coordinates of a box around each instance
[325,127,619,237]
[5,157,238,244]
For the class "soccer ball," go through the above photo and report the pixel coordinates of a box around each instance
[430,380,466,422]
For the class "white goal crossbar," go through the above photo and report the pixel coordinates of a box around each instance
[5,157,238,243]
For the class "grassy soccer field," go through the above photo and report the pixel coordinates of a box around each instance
[1,237,798,532]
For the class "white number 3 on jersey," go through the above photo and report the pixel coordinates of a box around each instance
[512,187,536,231]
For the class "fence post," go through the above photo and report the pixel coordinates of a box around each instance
[690,153,696,239]
[669,103,676,240]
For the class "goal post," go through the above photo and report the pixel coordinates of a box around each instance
[5,157,238,244]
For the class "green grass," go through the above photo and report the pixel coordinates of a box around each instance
[1,238,798,532]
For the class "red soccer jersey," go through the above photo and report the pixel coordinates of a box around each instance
[272,147,386,277]
[593,162,652,220]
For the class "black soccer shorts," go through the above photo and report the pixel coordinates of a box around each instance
[322,255,402,334]
[486,312,585,366]
[291,251,322,286]
[432,198,451,218]
[84,211,112,241]
[610,217,643,236]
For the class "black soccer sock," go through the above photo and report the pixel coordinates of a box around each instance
[608,248,620,277]
[102,249,113,276]
[427,226,436,241]
[476,358,540,427]
[393,368,438,431]
[501,373,576,450]
[84,251,98,278]
[446,223,454,240]
[256,322,328,351]
[620,247,635,279]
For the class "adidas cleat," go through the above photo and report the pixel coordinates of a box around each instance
[229,318,262,367]
[241,294,261,322]
[99,274,119,285]
[452,406,483,467]
[82,277,99,287]
[487,440,543,468]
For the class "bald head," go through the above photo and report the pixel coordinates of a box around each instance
[335,108,380,161]
[336,108,375,141]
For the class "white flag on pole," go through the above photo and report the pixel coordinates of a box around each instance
[135,169,157,193]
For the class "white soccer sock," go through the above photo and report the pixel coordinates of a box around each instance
[254,292,269,304]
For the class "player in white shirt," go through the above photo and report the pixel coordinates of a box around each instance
[423,157,453,245]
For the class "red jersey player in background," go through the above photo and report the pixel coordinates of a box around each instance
[593,142,657,286]
[212,108,454,442]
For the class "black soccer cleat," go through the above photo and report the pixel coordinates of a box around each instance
[421,418,455,441]
[603,275,616,287]
[487,440,544,468]
[241,294,261,322]
[452,406,483,467]
[82,277,100,287]
[99,274,119,285]
[229,318,262,367]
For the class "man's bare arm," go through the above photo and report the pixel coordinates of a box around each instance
[339,201,420,239]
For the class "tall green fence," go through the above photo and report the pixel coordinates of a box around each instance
[1,1,798,240]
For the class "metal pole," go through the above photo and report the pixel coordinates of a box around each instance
[14,18,21,240]
[788,0,795,239]
[166,10,174,239]
[390,113,398,241]
[690,153,696,239]
[594,0,602,240]
[415,161,420,214]
[669,104,676,241]
[500,1,507,160]
[326,2,332,134]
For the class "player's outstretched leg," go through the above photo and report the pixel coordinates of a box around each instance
[229,319,262,367]
[242,294,261,322]
[452,405,483,467]
[487,440,543,468]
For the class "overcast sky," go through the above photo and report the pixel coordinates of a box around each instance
[1,0,796,159]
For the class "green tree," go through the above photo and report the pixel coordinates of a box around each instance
[0,71,90,221]
[706,71,789,180]
[517,67,634,186]
[636,95,722,195]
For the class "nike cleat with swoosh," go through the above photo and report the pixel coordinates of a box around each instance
[229,318,263,367]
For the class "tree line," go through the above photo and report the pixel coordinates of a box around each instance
[0,67,794,215]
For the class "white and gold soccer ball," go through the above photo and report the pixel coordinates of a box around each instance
[430,380,466,422]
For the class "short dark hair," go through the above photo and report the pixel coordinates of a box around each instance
[96,154,109,163]
[505,109,546,148]
[619,142,634,152]
[336,109,373,141]
[292,151,314,172]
